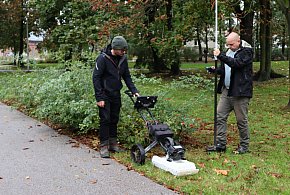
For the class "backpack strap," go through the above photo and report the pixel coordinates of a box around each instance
[102,53,119,69]
[102,53,121,79]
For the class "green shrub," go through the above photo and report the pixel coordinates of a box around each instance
[181,47,199,62]
[271,48,286,61]
[0,67,212,145]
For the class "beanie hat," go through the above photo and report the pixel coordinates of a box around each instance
[111,36,128,50]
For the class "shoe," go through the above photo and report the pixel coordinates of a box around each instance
[206,143,226,153]
[100,141,110,158]
[234,146,248,154]
[108,138,124,153]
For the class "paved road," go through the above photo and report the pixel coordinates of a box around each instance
[0,103,177,195]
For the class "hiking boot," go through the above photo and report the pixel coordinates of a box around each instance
[100,140,110,158]
[109,138,124,153]
[234,146,249,154]
[206,143,226,153]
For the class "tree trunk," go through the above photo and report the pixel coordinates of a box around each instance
[254,15,260,62]
[282,25,286,58]
[219,26,223,51]
[144,1,167,72]
[13,40,17,66]
[166,0,173,31]
[288,57,290,109]
[287,6,290,108]
[64,48,73,61]
[150,46,167,72]
[259,16,266,80]
[18,0,24,68]
[235,0,254,45]
[258,0,272,81]
[265,3,272,79]
[204,25,208,63]
[170,50,181,75]
[197,27,202,61]
[166,0,180,75]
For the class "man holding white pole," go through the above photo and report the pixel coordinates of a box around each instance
[208,32,254,154]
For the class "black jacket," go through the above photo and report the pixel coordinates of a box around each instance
[92,45,138,101]
[216,46,253,98]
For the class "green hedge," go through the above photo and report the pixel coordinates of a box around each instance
[0,65,213,147]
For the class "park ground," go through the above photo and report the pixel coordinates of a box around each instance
[0,60,289,194]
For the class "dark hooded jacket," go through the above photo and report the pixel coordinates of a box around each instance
[215,46,253,98]
[92,44,138,101]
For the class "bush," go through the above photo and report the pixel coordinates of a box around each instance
[181,47,199,62]
[272,48,286,61]
[0,67,213,146]
[33,67,97,133]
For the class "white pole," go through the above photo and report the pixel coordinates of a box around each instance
[206,0,219,150]
[213,0,218,146]
[26,12,29,71]
[215,0,218,52]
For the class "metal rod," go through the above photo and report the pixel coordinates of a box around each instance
[144,140,158,153]
[26,12,29,70]
[213,0,218,146]
[215,0,218,50]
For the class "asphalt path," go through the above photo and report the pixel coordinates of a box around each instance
[0,103,177,195]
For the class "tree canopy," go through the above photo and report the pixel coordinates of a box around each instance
[0,0,288,76]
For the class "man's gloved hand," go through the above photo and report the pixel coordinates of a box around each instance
[206,66,215,74]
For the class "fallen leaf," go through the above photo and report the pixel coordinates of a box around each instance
[268,172,282,178]
[197,163,205,168]
[231,160,237,165]
[139,172,145,176]
[273,135,286,139]
[22,147,29,150]
[214,169,230,176]
[90,179,97,184]
[233,150,239,154]
[66,140,77,144]
[0,177,3,179]
[102,163,110,166]
[127,165,133,171]
[229,174,241,182]
[224,159,230,163]
[251,165,257,169]
[72,143,80,148]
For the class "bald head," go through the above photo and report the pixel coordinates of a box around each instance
[227,32,240,41]
[226,32,240,51]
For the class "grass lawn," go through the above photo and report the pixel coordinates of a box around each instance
[113,61,290,194]
[0,60,289,194]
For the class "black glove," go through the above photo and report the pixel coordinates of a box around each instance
[206,67,215,73]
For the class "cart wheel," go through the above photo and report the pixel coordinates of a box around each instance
[130,144,145,165]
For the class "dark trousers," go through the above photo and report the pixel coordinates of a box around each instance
[98,97,121,142]
[216,88,250,148]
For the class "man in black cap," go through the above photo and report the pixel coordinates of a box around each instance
[92,36,139,158]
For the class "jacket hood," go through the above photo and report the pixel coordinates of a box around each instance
[241,40,252,48]
[101,44,112,55]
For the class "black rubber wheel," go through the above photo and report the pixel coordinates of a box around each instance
[130,144,145,165]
